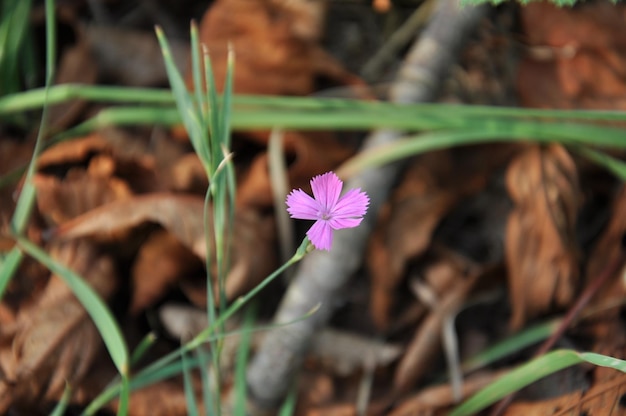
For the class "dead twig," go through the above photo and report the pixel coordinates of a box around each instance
[246,0,488,412]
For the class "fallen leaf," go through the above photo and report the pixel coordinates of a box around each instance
[518,1,626,109]
[52,193,277,301]
[34,166,132,226]
[131,229,203,314]
[505,144,581,329]
[194,0,362,96]
[0,240,117,413]
[236,131,355,209]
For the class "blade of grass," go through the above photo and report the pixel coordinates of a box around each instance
[44,103,626,145]
[233,303,257,416]
[576,146,626,181]
[337,126,626,179]
[460,318,560,374]
[6,83,626,124]
[130,332,158,367]
[83,356,203,416]
[117,376,130,416]
[0,249,23,301]
[17,236,129,376]
[451,349,626,416]
[181,350,200,416]
[0,0,33,96]
[1,0,55,301]
[85,299,319,414]
[195,344,215,416]
[278,384,298,416]
[155,25,209,166]
[11,0,55,234]
[49,382,72,416]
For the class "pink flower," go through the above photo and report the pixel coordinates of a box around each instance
[286,172,369,251]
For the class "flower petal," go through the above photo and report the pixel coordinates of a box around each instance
[286,189,320,220]
[329,217,362,230]
[311,172,342,212]
[332,188,370,219]
[307,220,333,251]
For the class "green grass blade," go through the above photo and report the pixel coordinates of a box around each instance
[189,21,206,130]
[49,382,72,416]
[278,385,298,416]
[461,318,560,374]
[580,352,626,371]
[0,248,23,299]
[83,301,318,414]
[0,0,33,96]
[156,26,209,167]
[451,349,626,416]
[117,376,130,416]
[17,237,129,376]
[3,0,54,303]
[130,332,157,366]
[11,0,55,234]
[194,345,214,416]
[181,351,200,416]
[233,304,257,416]
[576,147,626,181]
[0,85,173,115]
[83,357,203,415]
[337,126,626,179]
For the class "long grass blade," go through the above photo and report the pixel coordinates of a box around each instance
[451,349,626,416]
[17,237,129,376]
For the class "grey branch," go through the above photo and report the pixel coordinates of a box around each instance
[246,0,488,411]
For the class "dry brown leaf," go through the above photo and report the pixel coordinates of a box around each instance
[36,131,160,194]
[53,193,277,300]
[236,131,355,209]
[168,153,209,193]
[194,0,362,96]
[505,144,581,329]
[131,229,203,314]
[34,166,132,226]
[112,379,198,416]
[518,2,626,109]
[37,134,110,169]
[0,240,116,413]
[52,193,207,255]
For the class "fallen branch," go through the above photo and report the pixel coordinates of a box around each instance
[246,0,488,411]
